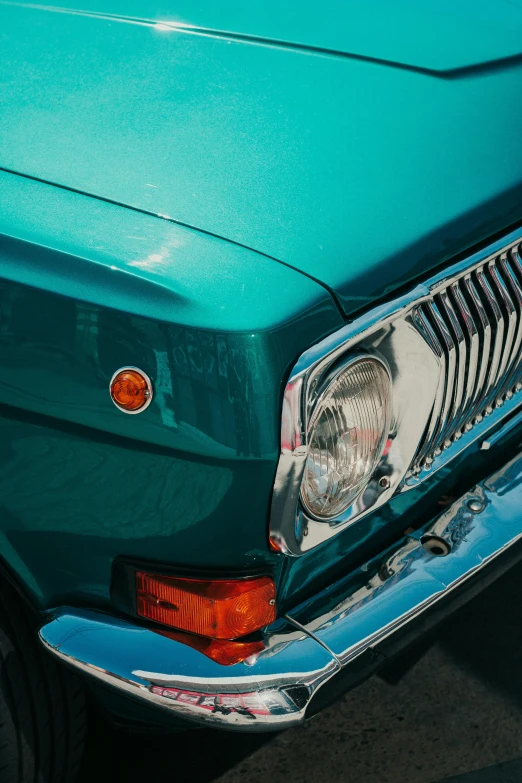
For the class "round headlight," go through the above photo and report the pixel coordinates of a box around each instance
[300,356,392,520]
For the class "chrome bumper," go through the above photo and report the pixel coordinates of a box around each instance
[40,450,522,731]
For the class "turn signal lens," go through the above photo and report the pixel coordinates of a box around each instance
[110,367,152,413]
[136,573,276,639]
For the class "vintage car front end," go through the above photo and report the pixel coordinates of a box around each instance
[38,225,522,731]
[2,2,522,776]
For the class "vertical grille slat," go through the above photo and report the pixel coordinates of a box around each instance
[410,307,447,465]
[488,259,517,401]
[422,300,456,459]
[411,240,522,474]
[449,280,479,430]
[500,247,522,395]
[474,266,504,415]
[462,272,492,420]
[495,251,522,400]
[438,289,467,445]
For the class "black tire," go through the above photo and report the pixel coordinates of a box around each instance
[0,578,86,783]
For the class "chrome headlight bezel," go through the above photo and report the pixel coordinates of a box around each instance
[270,227,522,556]
[270,296,440,555]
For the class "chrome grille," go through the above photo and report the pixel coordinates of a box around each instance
[411,241,522,473]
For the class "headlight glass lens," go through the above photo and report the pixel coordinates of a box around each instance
[300,357,392,520]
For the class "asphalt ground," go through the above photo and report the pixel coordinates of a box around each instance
[80,562,522,783]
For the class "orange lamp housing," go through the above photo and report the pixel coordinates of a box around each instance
[157,629,266,666]
[136,572,276,640]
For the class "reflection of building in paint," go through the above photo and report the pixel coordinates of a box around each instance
[153,348,177,429]
[0,276,273,458]
[75,304,100,365]
[169,326,268,457]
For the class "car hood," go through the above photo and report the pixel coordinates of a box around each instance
[2,0,522,316]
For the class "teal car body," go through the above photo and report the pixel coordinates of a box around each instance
[1,0,522,735]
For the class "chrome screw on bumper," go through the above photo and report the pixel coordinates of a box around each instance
[467,498,484,513]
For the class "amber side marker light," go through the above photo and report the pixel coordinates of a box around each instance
[136,572,276,640]
[110,367,153,414]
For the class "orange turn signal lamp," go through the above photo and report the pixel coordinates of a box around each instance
[136,572,276,640]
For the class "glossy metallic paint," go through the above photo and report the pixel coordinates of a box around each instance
[7,0,522,72]
[0,171,342,609]
[2,2,522,316]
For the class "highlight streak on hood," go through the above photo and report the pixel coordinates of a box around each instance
[2,0,522,316]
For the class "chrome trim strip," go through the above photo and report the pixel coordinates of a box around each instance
[480,408,522,450]
[40,448,522,731]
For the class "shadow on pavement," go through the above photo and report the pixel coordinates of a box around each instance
[80,717,277,782]
[438,564,522,711]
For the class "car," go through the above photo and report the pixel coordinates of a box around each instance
[2,0,522,779]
